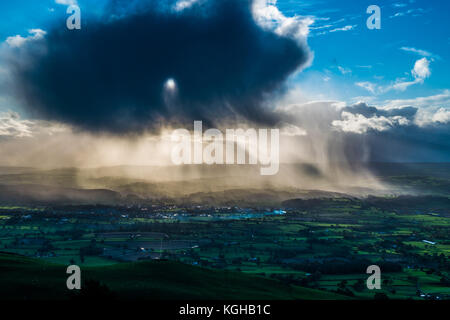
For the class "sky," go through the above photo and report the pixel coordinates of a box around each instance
[280,0,450,103]
[0,0,449,166]
[0,0,449,104]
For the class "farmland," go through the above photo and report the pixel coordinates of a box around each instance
[0,195,448,300]
[0,164,449,300]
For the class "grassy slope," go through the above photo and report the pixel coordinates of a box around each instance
[0,253,347,300]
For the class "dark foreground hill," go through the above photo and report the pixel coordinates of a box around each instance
[0,253,347,300]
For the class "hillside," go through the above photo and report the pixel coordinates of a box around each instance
[0,184,121,205]
[0,253,347,300]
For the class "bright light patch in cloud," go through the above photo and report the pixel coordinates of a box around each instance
[174,0,200,12]
[164,78,177,92]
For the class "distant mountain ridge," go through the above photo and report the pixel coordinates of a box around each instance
[0,184,121,205]
[0,163,448,206]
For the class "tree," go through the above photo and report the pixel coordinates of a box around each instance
[374,292,389,300]
[352,279,365,292]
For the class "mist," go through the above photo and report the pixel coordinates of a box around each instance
[0,108,386,197]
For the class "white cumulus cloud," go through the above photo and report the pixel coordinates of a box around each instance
[5,29,46,48]
[412,57,431,79]
[252,0,313,42]
[332,112,410,134]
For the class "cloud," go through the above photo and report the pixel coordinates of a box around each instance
[431,108,450,124]
[0,111,34,137]
[338,66,352,75]
[391,78,423,92]
[385,90,450,109]
[280,123,307,137]
[343,102,418,119]
[390,58,431,92]
[412,57,431,79]
[2,96,450,168]
[415,107,450,127]
[252,0,313,44]
[329,25,356,33]
[321,100,450,162]
[356,78,421,94]
[356,58,432,94]
[400,46,440,59]
[174,0,201,11]
[329,99,450,135]
[7,0,312,134]
[385,91,450,128]
[0,111,70,139]
[5,29,46,48]
[331,102,415,134]
[55,0,78,5]
[332,112,410,134]
[276,99,450,163]
[313,23,356,36]
[356,82,376,94]
[390,8,426,19]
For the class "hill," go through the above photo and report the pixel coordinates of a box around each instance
[0,253,347,300]
[0,184,121,205]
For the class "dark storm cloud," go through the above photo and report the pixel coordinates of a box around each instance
[343,102,418,119]
[9,0,310,134]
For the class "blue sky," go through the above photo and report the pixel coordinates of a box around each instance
[279,0,450,103]
[0,0,449,107]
